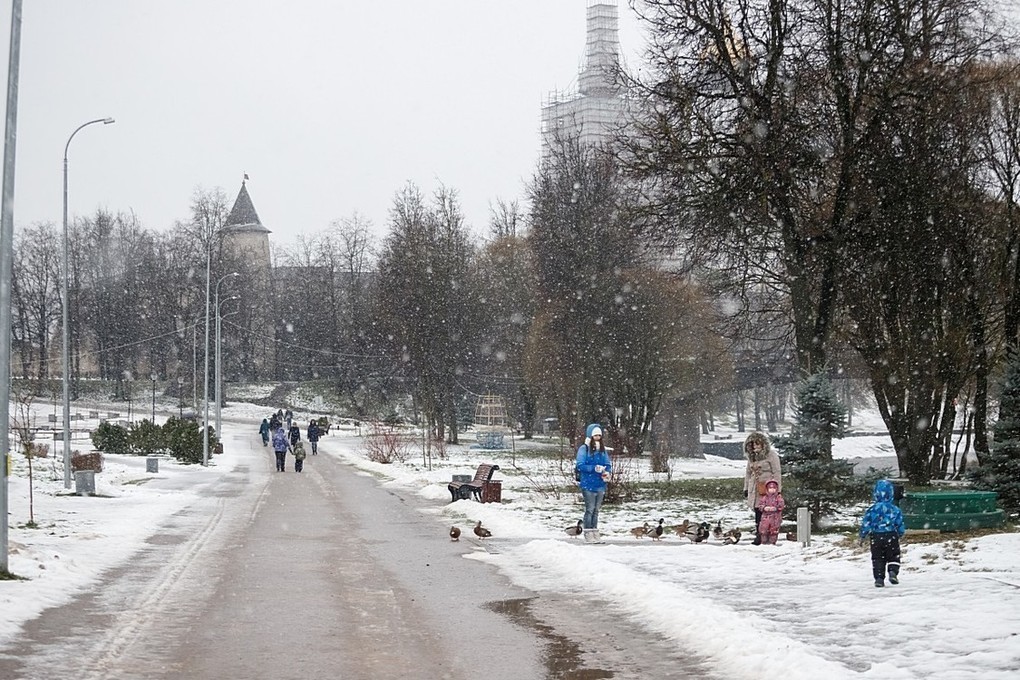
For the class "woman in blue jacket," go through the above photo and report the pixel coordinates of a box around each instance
[575,423,612,543]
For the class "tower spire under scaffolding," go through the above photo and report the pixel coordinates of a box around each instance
[540,0,626,155]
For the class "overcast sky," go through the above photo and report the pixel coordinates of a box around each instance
[0,1,645,245]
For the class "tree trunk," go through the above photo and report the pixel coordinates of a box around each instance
[973,349,990,465]
[874,382,938,485]
[736,391,745,432]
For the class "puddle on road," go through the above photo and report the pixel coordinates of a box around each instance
[145,533,187,546]
[488,597,613,679]
[489,596,717,680]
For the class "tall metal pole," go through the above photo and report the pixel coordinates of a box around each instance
[192,324,197,412]
[202,246,211,466]
[213,274,237,440]
[216,299,238,437]
[62,117,114,488]
[215,303,222,436]
[0,0,24,573]
[150,374,156,422]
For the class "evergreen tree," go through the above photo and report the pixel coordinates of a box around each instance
[971,349,1020,511]
[776,373,869,528]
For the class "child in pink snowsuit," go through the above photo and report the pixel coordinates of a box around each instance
[755,480,785,544]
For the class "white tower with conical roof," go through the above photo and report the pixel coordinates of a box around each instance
[220,179,274,380]
[222,179,271,271]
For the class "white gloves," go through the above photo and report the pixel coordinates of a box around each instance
[594,465,605,473]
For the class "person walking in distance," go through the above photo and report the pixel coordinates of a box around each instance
[292,441,307,472]
[575,423,612,544]
[307,419,321,455]
[272,426,289,472]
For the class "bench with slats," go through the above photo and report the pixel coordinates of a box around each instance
[448,463,500,502]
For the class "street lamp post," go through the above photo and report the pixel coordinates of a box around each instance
[215,291,239,439]
[192,324,198,412]
[177,375,184,418]
[203,263,235,466]
[62,117,114,488]
[150,372,157,423]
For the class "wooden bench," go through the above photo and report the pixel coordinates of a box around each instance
[448,464,500,502]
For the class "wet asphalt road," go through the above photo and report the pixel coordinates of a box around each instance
[0,433,714,679]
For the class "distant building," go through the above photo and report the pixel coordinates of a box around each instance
[541,0,628,154]
[221,180,271,271]
[221,180,274,380]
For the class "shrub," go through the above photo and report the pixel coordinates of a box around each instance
[162,416,217,464]
[603,453,638,504]
[91,421,130,455]
[127,419,165,455]
[363,426,411,463]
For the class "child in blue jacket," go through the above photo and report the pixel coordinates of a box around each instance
[859,479,906,587]
[575,423,612,544]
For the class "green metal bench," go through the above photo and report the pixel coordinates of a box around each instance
[900,490,1005,531]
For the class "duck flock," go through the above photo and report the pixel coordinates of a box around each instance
[449,518,757,544]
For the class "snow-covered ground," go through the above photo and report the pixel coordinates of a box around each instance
[2,399,1017,679]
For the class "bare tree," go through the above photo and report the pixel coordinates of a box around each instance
[527,136,646,439]
[625,0,1018,483]
[10,385,41,526]
[487,198,523,241]
[835,1,1013,483]
[327,213,380,409]
[623,0,836,375]
[473,231,538,436]
[11,224,62,378]
[377,183,478,443]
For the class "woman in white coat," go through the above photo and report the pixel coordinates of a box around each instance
[743,431,782,545]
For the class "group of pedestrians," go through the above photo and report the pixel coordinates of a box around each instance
[574,423,906,587]
[258,408,322,473]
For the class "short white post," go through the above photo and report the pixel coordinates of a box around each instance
[796,506,811,546]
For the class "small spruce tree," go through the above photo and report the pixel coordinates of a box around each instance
[971,348,1020,511]
[775,373,869,528]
